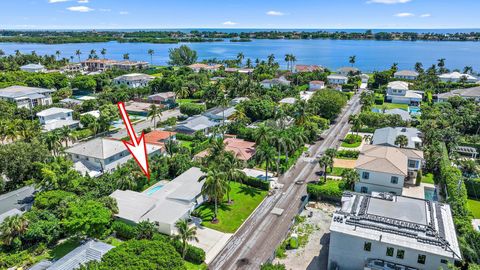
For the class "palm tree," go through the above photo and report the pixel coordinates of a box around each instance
[290,54,296,72]
[147,104,162,129]
[394,135,409,148]
[55,50,61,60]
[14,50,21,56]
[123,53,130,60]
[116,174,137,190]
[463,66,473,74]
[220,153,246,203]
[437,58,446,73]
[267,54,275,66]
[0,214,28,246]
[199,169,228,222]
[245,58,252,68]
[148,49,155,65]
[254,124,272,145]
[58,126,73,147]
[100,48,107,59]
[216,95,229,134]
[75,50,82,62]
[254,142,276,180]
[0,49,4,57]
[414,62,424,73]
[231,108,248,124]
[174,219,199,259]
[43,131,62,156]
[174,87,190,100]
[284,54,291,71]
[349,55,356,67]
[70,55,74,63]
[348,114,362,135]
[341,168,360,190]
[236,52,244,65]
[318,155,333,182]
[325,148,337,161]
[390,62,398,73]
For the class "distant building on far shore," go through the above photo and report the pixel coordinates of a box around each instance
[82,59,149,72]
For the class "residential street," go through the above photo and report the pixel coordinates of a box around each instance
[208,91,363,270]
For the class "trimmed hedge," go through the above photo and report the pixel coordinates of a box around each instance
[176,133,195,141]
[465,178,480,200]
[112,221,137,240]
[171,239,206,264]
[179,103,206,116]
[374,93,384,105]
[336,150,360,159]
[243,176,270,191]
[307,180,346,201]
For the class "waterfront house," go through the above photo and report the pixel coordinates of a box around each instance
[224,67,254,74]
[188,63,222,73]
[372,127,422,149]
[337,67,360,76]
[438,72,478,83]
[355,144,423,195]
[386,81,422,105]
[328,192,461,270]
[294,64,324,73]
[308,80,325,91]
[0,85,53,109]
[82,59,149,72]
[195,137,256,162]
[36,107,80,131]
[113,73,154,88]
[175,115,219,135]
[327,74,348,85]
[394,70,419,80]
[435,86,480,102]
[45,240,114,270]
[61,63,84,73]
[260,76,291,89]
[20,63,46,73]
[65,138,162,177]
[110,167,205,235]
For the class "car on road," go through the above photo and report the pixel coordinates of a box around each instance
[295,180,305,185]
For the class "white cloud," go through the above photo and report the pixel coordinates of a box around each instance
[266,11,284,16]
[367,0,411,4]
[223,21,237,26]
[99,8,111,12]
[49,0,70,3]
[77,0,89,3]
[119,11,129,15]
[420,13,431,17]
[394,12,414,17]
[66,6,94,12]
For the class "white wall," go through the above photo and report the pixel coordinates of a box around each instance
[355,169,405,195]
[328,231,454,270]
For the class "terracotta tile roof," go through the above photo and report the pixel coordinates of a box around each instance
[355,145,408,176]
[144,130,176,145]
[224,138,256,161]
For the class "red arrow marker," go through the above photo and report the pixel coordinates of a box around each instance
[117,102,150,180]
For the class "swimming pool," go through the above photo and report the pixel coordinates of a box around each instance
[408,106,421,115]
[424,187,438,201]
[145,185,164,196]
[371,108,381,113]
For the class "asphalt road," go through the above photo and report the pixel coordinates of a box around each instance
[208,90,363,270]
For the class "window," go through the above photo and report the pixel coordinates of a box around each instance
[391,176,399,184]
[408,160,418,168]
[360,187,368,193]
[364,242,371,252]
[441,259,448,264]
[386,247,394,257]
[362,172,370,179]
[396,249,405,259]
[417,254,426,264]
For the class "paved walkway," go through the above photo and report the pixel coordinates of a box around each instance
[333,158,356,169]
[189,226,232,264]
[402,183,435,199]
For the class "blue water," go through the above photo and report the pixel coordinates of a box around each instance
[371,108,381,113]
[408,106,421,115]
[1,38,480,72]
[145,185,164,196]
[424,187,438,201]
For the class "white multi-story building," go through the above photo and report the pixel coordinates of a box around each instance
[309,80,325,91]
[0,86,53,109]
[394,70,419,80]
[113,73,155,88]
[327,74,349,85]
[260,76,291,89]
[386,81,422,105]
[36,107,80,131]
[355,145,423,195]
[329,192,462,270]
[20,63,46,73]
[438,72,478,83]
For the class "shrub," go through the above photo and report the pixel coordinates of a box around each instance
[242,177,270,191]
[336,150,360,159]
[415,170,422,186]
[176,133,195,141]
[179,103,206,116]
[171,240,206,264]
[288,237,298,249]
[344,134,362,144]
[374,93,384,105]
[465,178,480,199]
[261,263,287,270]
[112,221,137,240]
[307,180,346,201]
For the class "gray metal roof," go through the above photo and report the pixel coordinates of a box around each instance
[436,86,480,99]
[372,127,422,149]
[384,108,412,121]
[177,115,219,132]
[394,70,419,77]
[203,106,236,120]
[47,240,114,270]
[0,186,35,215]
[0,86,53,99]
[65,138,127,160]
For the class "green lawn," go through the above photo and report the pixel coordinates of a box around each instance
[329,167,347,177]
[422,173,435,184]
[468,199,480,218]
[340,141,362,148]
[177,99,201,104]
[179,140,194,149]
[185,261,208,270]
[373,103,409,111]
[49,238,81,260]
[196,182,267,233]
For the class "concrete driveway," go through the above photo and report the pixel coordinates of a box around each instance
[189,225,232,264]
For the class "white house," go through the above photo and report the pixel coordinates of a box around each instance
[111,167,205,235]
[386,81,422,105]
[327,74,348,85]
[360,74,370,83]
[188,63,222,73]
[372,127,422,149]
[65,138,162,177]
[439,72,478,83]
[203,106,236,121]
[435,86,480,102]
[113,73,154,88]
[176,115,219,135]
[355,145,423,195]
[0,86,53,109]
[308,80,325,91]
[36,107,80,131]
[337,67,360,76]
[20,63,46,73]
[328,192,461,270]
[394,70,419,80]
[260,76,291,89]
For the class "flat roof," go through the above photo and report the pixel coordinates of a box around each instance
[0,85,53,99]
[36,107,73,117]
[0,186,35,215]
[331,192,461,259]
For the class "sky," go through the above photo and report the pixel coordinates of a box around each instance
[0,0,479,30]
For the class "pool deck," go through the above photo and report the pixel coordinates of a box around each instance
[402,183,435,200]
[142,180,169,195]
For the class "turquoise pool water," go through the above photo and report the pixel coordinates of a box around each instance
[145,185,164,196]
[408,106,421,115]
[371,108,381,113]
[424,187,438,201]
